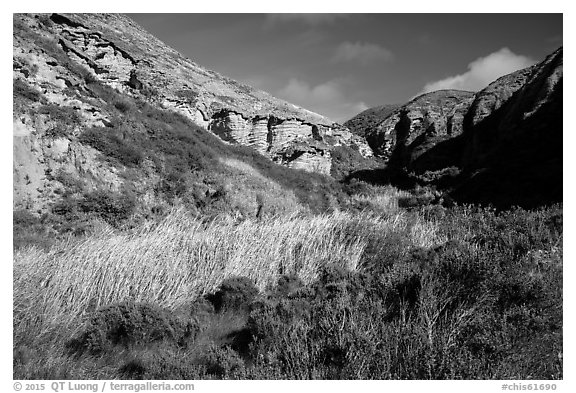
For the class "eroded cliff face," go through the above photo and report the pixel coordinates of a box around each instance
[365,90,475,171]
[451,48,563,208]
[13,15,130,211]
[19,13,369,176]
[344,104,400,138]
[348,47,562,208]
[462,47,563,167]
[465,66,537,130]
[13,13,373,213]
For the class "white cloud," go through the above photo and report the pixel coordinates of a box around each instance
[277,78,368,123]
[331,41,394,65]
[265,14,347,27]
[420,47,536,94]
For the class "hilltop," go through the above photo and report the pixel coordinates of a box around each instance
[346,48,562,209]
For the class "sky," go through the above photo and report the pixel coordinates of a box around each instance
[98,14,560,122]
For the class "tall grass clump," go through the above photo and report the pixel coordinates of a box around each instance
[14,209,375,336]
[349,184,413,213]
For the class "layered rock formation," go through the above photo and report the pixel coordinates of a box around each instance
[13,13,372,213]
[14,13,369,176]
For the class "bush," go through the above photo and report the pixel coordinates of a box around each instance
[67,302,197,355]
[13,209,40,228]
[78,127,144,167]
[207,277,259,313]
[155,171,188,202]
[13,210,56,250]
[37,104,81,138]
[51,195,79,217]
[113,99,134,113]
[198,345,246,378]
[13,78,43,103]
[53,169,84,193]
[78,189,136,226]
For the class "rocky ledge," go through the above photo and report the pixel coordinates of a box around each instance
[15,13,370,176]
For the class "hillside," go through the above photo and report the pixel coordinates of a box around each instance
[454,47,563,208]
[347,48,562,209]
[344,104,400,138]
[13,14,563,381]
[364,90,475,171]
[13,13,375,242]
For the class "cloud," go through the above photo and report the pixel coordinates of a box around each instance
[265,14,348,27]
[419,47,536,94]
[331,41,394,65]
[277,78,368,123]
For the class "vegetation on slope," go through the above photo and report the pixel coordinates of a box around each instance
[14,73,353,249]
[13,15,563,381]
[14,187,563,379]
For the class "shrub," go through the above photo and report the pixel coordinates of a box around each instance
[155,171,187,202]
[13,78,43,103]
[78,127,144,167]
[207,277,259,313]
[37,104,81,138]
[118,348,204,380]
[13,210,57,250]
[51,195,79,217]
[198,345,246,378]
[78,189,136,226]
[14,209,40,228]
[67,302,197,355]
[398,194,436,209]
[174,89,199,105]
[85,72,99,84]
[113,99,133,113]
[53,169,84,193]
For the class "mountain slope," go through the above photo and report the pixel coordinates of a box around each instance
[344,104,400,138]
[453,47,563,208]
[13,13,366,236]
[364,90,475,172]
[347,48,562,208]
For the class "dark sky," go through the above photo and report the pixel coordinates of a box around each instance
[127,13,562,123]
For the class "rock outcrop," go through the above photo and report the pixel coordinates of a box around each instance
[453,47,563,208]
[19,13,370,175]
[464,65,537,130]
[13,13,372,213]
[344,104,400,138]
[348,47,562,208]
[364,90,475,171]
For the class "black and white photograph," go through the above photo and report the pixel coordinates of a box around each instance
[9,3,566,388]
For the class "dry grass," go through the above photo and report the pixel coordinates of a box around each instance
[350,184,413,213]
[13,200,563,380]
[14,206,449,338]
[217,157,305,217]
[14,209,352,334]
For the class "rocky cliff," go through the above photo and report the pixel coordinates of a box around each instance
[13,12,370,178]
[348,47,562,208]
[13,13,371,215]
[364,90,475,172]
[344,104,400,138]
[453,47,563,207]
